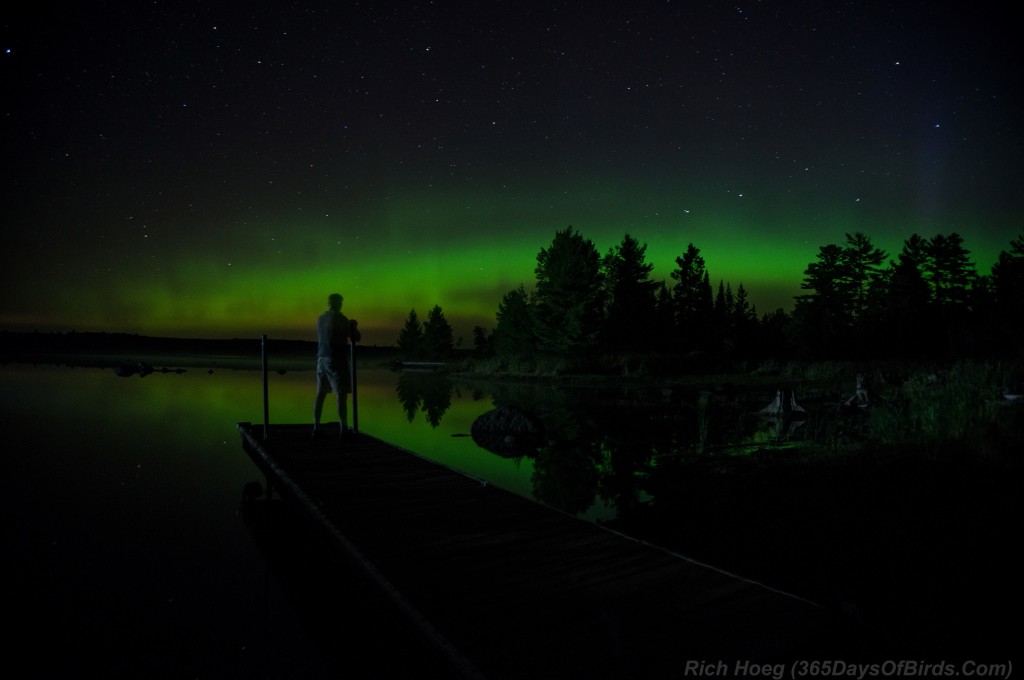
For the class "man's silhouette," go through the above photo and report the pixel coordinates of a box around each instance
[313,293,360,439]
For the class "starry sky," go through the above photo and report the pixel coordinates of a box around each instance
[3,1,1020,346]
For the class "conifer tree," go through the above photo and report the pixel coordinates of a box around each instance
[670,243,714,350]
[925,232,976,308]
[874,235,933,357]
[422,304,455,360]
[793,233,886,356]
[793,243,855,355]
[842,231,888,319]
[733,283,754,324]
[728,283,758,357]
[922,233,979,357]
[990,233,1024,354]
[472,326,493,356]
[991,233,1024,305]
[397,309,424,358]
[601,233,658,351]
[651,281,675,352]
[533,227,606,354]
[714,281,734,318]
[494,285,535,356]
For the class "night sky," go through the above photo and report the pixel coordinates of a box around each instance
[3,1,1020,346]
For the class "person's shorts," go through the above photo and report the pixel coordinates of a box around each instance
[316,357,351,395]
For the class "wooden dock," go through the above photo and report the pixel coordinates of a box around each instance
[238,423,861,679]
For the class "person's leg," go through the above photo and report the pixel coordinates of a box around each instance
[313,359,330,434]
[313,390,328,428]
[337,392,349,431]
[324,357,351,436]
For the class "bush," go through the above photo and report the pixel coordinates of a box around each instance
[866,361,1017,456]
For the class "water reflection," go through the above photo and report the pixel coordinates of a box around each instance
[395,371,455,427]
[6,360,837,528]
[2,363,339,678]
[399,376,840,521]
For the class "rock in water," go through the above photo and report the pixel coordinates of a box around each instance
[471,405,545,458]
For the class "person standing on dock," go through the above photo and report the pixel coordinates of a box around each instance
[313,293,361,439]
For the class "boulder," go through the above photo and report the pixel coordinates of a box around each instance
[471,405,545,458]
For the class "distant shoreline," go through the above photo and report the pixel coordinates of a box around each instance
[0,330,403,371]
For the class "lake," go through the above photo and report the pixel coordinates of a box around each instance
[12,357,1016,673]
[5,360,666,677]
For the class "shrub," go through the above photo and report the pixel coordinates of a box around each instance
[866,361,1015,456]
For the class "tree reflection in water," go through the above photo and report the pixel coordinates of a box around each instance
[393,373,823,519]
[395,371,455,427]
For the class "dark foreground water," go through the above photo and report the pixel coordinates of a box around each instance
[6,360,1019,674]
[4,362,537,677]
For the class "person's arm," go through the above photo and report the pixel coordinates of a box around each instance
[349,319,362,343]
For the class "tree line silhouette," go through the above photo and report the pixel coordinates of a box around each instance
[398,228,1023,366]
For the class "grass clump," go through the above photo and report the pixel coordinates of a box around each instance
[866,361,1022,459]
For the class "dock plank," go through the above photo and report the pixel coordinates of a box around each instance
[238,423,860,679]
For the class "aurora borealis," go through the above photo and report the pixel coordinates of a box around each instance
[3,2,1020,346]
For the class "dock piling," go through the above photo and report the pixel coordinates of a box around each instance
[261,334,270,440]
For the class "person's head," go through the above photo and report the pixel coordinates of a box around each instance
[327,293,343,311]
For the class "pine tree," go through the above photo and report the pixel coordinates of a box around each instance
[714,281,730,317]
[733,283,754,324]
[792,233,886,357]
[601,233,658,351]
[875,235,933,357]
[472,326,493,356]
[922,233,979,357]
[670,243,714,351]
[793,243,854,355]
[841,231,888,319]
[710,280,738,356]
[727,283,758,357]
[651,281,675,352]
[990,233,1024,354]
[494,285,534,356]
[991,233,1024,305]
[533,226,606,354]
[422,305,455,360]
[925,232,976,308]
[397,309,424,358]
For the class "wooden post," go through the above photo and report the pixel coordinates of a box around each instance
[261,334,270,440]
[350,340,359,433]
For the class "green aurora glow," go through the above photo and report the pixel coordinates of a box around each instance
[3,177,1018,346]
[3,3,1019,346]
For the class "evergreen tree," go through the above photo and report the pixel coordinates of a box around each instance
[397,309,424,358]
[714,281,734,318]
[494,285,535,356]
[793,233,886,357]
[990,234,1024,355]
[759,308,792,360]
[472,325,493,356]
[991,233,1024,305]
[793,243,851,355]
[875,235,933,358]
[422,304,455,360]
[925,232,976,308]
[711,280,738,357]
[730,283,758,357]
[842,231,888,319]
[601,233,658,351]
[651,281,675,352]
[533,226,606,354]
[670,243,714,351]
[733,283,754,324]
[923,233,979,356]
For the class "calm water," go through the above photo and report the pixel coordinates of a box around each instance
[2,361,626,677]
[5,359,809,676]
